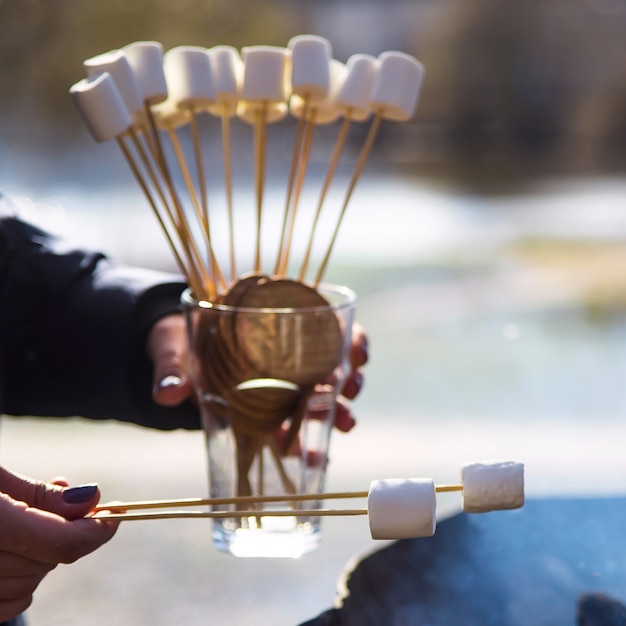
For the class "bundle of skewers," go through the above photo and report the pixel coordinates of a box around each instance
[69,36,424,506]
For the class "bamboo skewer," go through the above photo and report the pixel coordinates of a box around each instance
[314,110,383,286]
[93,508,369,522]
[220,104,237,282]
[93,483,464,515]
[273,109,308,276]
[253,103,268,273]
[276,113,317,277]
[298,114,352,281]
[116,135,191,288]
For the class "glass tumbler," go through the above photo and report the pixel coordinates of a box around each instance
[182,280,356,558]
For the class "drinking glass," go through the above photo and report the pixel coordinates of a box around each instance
[182,281,356,558]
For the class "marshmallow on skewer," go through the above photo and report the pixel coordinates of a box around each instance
[290,59,347,125]
[335,53,378,122]
[70,72,132,143]
[123,41,168,104]
[237,45,291,124]
[461,461,525,513]
[163,45,215,112]
[369,51,425,122]
[288,34,331,102]
[83,50,144,123]
[206,45,242,118]
[368,478,437,540]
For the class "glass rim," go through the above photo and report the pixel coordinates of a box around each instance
[180,282,356,315]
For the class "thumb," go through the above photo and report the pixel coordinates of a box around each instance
[0,467,101,521]
[147,313,194,407]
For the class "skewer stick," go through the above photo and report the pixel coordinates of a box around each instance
[93,508,368,522]
[130,128,208,297]
[188,111,228,293]
[253,102,268,273]
[129,127,175,230]
[298,114,352,281]
[116,135,193,290]
[94,483,463,514]
[145,103,215,298]
[273,104,308,276]
[220,104,237,282]
[189,110,209,231]
[276,113,316,277]
[313,109,383,286]
[167,127,225,294]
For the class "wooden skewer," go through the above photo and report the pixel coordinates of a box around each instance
[167,126,226,294]
[274,100,309,276]
[93,484,463,514]
[298,114,352,281]
[314,109,383,287]
[220,103,237,282]
[276,113,316,277]
[93,508,369,522]
[116,135,190,285]
[253,102,269,273]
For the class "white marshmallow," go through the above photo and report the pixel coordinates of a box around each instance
[83,50,143,117]
[290,59,347,125]
[206,45,242,117]
[122,41,168,104]
[288,34,331,102]
[240,45,291,104]
[369,51,425,122]
[335,54,378,122]
[368,478,436,540]
[163,45,215,110]
[462,461,525,513]
[70,72,132,142]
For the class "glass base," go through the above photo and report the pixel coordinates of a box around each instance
[212,517,321,558]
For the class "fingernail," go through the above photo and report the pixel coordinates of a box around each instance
[63,484,98,504]
[157,375,182,391]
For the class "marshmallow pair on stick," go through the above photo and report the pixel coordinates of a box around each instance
[368,461,524,540]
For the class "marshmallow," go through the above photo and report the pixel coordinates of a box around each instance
[83,49,143,117]
[122,41,168,104]
[206,45,242,117]
[290,59,347,125]
[369,51,424,122]
[288,34,331,102]
[163,45,215,110]
[335,54,378,122]
[368,478,436,540]
[70,72,132,142]
[240,45,291,104]
[462,461,525,513]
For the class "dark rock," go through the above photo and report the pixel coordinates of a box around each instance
[577,592,626,626]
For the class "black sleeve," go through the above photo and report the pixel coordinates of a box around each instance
[0,212,200,430]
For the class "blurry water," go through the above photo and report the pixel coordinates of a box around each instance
[5,172,626,427]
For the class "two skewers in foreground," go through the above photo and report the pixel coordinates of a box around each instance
[92,461,524,541]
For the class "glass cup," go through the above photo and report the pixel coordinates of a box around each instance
[182,280,356,558]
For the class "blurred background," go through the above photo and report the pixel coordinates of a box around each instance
[2,0,626,624]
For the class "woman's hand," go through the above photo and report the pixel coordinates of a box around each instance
[0,467,118,621]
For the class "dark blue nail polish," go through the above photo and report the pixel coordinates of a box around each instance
[63,484,98,504]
